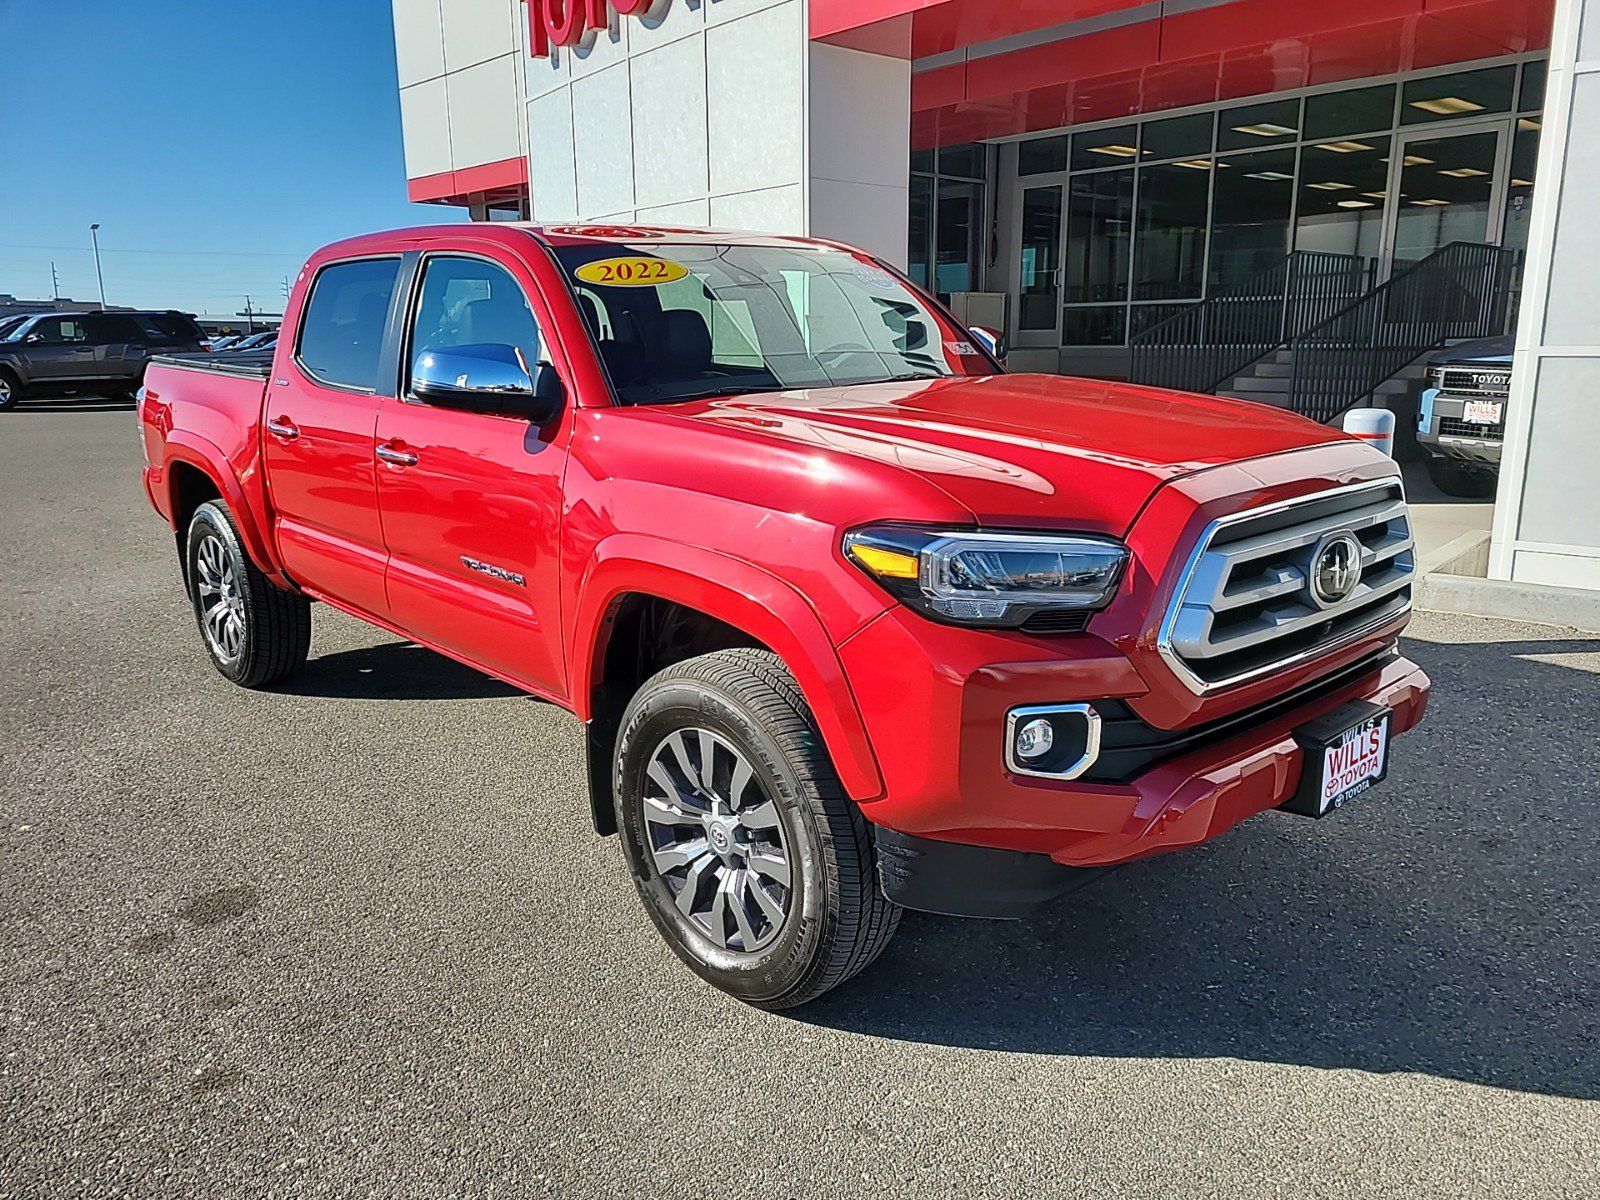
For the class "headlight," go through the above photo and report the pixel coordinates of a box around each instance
[843,525,1129,628]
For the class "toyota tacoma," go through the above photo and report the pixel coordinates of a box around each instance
[136,224,1430,1007]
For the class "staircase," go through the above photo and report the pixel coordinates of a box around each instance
[1219,349,1429,408]
[1130,241,1521,425]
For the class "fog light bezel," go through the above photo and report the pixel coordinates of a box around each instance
[1004,703,1101,780]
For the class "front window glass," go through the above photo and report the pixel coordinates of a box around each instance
[408,255,543,391]
[32,317,87,343]
[552,243,974,405]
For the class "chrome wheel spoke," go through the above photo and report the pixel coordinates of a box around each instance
[747,849,791,889]
[745,873,787,928]
[642,792,704,830]
[653,837,710,873]
[727,873,761,950]
[675,855,717,921]
[739,797,781,831]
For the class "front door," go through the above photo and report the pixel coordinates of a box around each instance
[374,247,572,700]
[1383,123,1509,274]
[23,315,96,383]
[262,255,402,617]
[1013,178,1065,347]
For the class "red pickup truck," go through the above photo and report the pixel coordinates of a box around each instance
[137,224,1429,1008]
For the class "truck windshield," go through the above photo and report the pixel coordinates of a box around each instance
[551,242,981,405]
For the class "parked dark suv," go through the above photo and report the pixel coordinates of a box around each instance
[0,310,209,410]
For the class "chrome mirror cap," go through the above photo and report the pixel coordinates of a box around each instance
[969,325,1006,364]
[413,342,534,401]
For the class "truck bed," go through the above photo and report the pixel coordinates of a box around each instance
[150,350,275,380]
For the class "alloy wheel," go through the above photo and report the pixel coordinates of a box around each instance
[194,532,246,665]
[0,376,12,406]
[642,727,793,953]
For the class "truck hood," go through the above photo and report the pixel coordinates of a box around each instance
[668,373,1350,533]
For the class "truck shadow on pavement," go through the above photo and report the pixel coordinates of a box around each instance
[281,640,523,701]
[800,633,1600,1101]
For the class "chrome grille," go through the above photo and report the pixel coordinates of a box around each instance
[1158,481,1415,693]
[1438,415,1504,441]
[1439,366,1510,396]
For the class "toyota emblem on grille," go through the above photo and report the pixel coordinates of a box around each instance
[1309,531,1363,608]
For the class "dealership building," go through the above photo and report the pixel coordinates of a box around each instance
[390,0,1600,599]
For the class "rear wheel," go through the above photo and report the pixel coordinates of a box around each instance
[0,369,21,411]
[614,649,899,1009]
[1426,455,1498,499]
[185,500,311,687]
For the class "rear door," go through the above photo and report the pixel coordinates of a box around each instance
[262,256,402,617]
[83,314,145,386]
[373,245,574,699]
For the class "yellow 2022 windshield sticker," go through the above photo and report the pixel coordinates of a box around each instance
[574,256,689,287]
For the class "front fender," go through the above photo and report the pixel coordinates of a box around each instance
[571,534,885,803]
[162,432,289,587]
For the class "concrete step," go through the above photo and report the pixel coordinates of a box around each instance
[1231,374,1293,393]
[1253,361,1294,378]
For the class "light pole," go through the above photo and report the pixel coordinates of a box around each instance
[89,224,107,308]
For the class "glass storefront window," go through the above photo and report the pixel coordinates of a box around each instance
[1133,160,1211,300]
[1062,305,1126,346]
[1503,121,1540,254]
[1294,136,1390,261]
[1218,99,1300,150]
[1072,125,1139,170]
[1519,60,1547,113]
[935,179,981,298]
[1064,170,1133,303]
[908,175,933,289]
[1391,128,1500,265]
[1141,113,1212,161]
[939,143,985,180]
[1018,135,1068,176]
[1019,186,1062,330]
[1304,84,1396,139]
[1402,66,1515,123]
[1210,147,1296,288]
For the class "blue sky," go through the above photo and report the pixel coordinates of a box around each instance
[0,0,460,316]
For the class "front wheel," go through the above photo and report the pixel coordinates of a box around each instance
[0,369,21,411]
[185,500,311,687]
[614,649,899,1009]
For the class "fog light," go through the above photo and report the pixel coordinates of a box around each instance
[1015,718,1054,760]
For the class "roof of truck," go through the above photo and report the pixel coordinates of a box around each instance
[310,223,841,264]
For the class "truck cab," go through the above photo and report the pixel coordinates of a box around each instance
[136,223,1430,1008]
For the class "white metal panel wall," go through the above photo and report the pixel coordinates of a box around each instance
[525,0,807,230]
[393,0,526,181]
[1490,0,1600,592]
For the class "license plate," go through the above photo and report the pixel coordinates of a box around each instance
[1462,400,1503,425]
[1282,701,1392,818]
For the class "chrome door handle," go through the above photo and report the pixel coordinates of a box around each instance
[265,417,299,440]
[375,444,418,466]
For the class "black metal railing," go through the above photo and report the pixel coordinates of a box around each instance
[1128,250,1374,393]
[1284,242,1521,423]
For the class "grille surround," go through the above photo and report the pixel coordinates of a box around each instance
[1157,480,1415,695]
[1438,366,1511,396]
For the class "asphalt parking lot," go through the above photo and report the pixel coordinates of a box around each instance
[3,401,1597,1198]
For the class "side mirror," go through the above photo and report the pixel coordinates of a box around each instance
[25,333,44,344]
[969,326,1006,365]
[412,343,564,422]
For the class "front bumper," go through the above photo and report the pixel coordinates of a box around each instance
[843,607,1430,905]
[1417,387,1505,467]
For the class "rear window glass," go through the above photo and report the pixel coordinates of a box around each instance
[296,258,400,391]
[138,313,205,342]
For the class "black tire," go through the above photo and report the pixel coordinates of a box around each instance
[184,500,311,687]
[0,368,21,411]
[1426,454,1498,499]
[614,648,899,1009]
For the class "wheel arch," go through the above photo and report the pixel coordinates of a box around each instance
[572,537,885,835]
[162,436,287,587]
